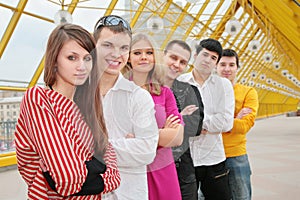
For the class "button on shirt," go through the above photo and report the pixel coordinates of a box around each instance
[102,74,159,200]
[177,72,234,166]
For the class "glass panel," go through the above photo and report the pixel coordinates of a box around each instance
[0,14,53,87]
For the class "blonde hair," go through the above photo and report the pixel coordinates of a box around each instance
[125,33,165,95]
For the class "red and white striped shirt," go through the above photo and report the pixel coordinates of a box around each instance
[15,86,120,199]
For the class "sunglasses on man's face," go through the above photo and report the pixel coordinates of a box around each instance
[94,15,132,33]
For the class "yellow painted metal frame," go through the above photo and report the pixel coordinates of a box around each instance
[199,0,225,39]
[210,2,239,39]
[161,2,191,49]
[0,152,16,167]
[183,0,209,40]
[0,0,28,58]
[28,0,80,89]
[130,0,148,28]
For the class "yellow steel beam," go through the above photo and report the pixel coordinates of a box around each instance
[28,56,45,88]
[262,92,288,104]
[240,0,300,72]
[161,2,191,50]
[284,0,300,25]
[238,26,260,54]
[236,28,261,82]
[66,0,79,14]
[183,0,209,40]
[250,37,272,73]
[258,90,270,102]
[159,0,172,18]
[223,7,247,48]
[104,0,118,16]
[0,152,16,158]
[263,0,298,22]
[198,0,225,38]
[28,0,79,88]
[242,35,266,79]
[210,1,239,39]
[130,0,148,28]
[0,3,53,23]
[0,86,27,91]
[0,0,28,58]
[248,0,300,69]
[263,2,299,34]
[228,12,249,48]
[0,153,17,167]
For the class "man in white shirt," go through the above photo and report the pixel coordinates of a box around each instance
[93,15,159,200]
[177,38,234,200]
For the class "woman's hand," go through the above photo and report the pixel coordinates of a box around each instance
[180,105,199,116]
[164,114,180,129]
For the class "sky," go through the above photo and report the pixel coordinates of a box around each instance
[0,0,129,87]
[0,0,234,88]
[0,0,225,88]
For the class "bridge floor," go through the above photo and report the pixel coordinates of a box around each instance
[0,115,299,199]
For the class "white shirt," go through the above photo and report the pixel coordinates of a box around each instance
[177,72,234,166]
[102,74,159,200]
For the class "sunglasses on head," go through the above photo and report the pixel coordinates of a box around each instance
[94,15,132,33]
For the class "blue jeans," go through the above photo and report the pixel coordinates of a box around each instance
[225,154,252,200]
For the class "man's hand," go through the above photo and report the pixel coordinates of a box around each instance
[236,107,252,119]
[125,133,135,138]
[201,129,208,134]
[180,105,199,116]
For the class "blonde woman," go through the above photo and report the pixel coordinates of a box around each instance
[126,33,184,200]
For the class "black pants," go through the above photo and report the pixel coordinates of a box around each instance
[178,179,198,200]
[195,161,231,200]
[175,150,198,200]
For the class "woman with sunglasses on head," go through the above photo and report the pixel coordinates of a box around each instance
[93,15,159,200]
[14,23,120,199]
[125,33,184,200]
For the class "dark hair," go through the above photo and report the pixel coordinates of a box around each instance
[222,49,240,68]
[93,15,132,41]
[164,40,192,60]
[195,38,223,63]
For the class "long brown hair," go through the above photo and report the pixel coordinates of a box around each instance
[44,24,94,87]
[75,59,108,157]
[45,23,108,157]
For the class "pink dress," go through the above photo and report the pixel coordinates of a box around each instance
[147,86,183,200]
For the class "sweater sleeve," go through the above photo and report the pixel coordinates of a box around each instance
[101,143,120,194]
[231,87,259,134]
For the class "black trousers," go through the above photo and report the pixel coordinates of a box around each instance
[175,150,198,200]
[195,161,232,200]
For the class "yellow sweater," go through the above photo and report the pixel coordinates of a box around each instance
[223,83,259,157]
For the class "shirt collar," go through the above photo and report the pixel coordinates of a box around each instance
[111,73,136,92]
[188,71,216,86]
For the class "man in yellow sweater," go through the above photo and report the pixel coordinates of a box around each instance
[216,49,259,200]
